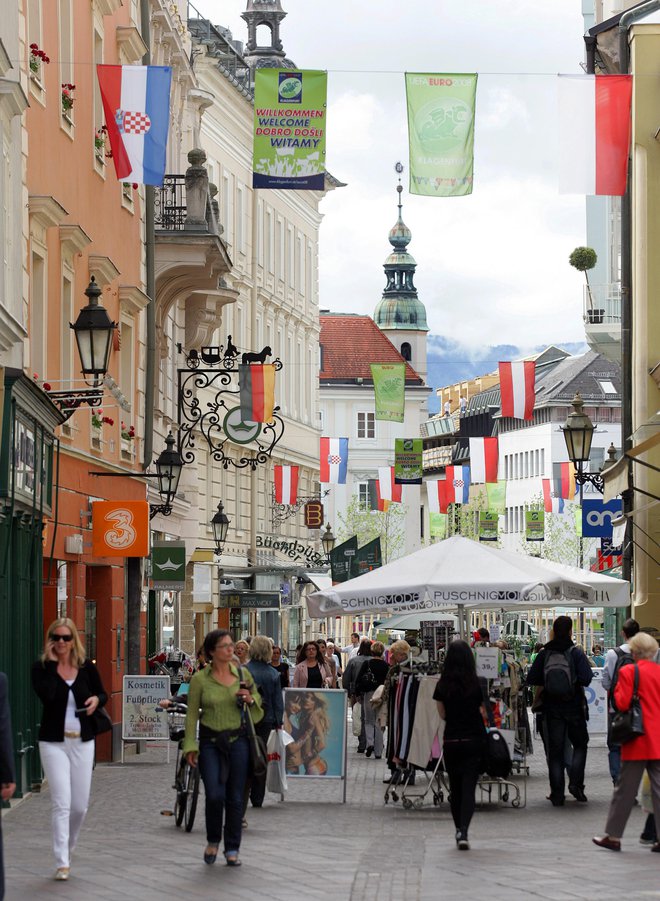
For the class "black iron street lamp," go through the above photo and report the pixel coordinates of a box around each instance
[149,433,183,519]
[211,501,230,556]
[561,393,618,493]
[321,522,336,560]
[71,277,117,388]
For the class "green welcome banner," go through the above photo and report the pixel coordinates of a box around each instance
[406,73,477,197]
[525,510,545,542]
[429,512,447,539]
[394,438,423,485]
[371,363,406,422]
[253,69,327,190]
[486,480,507,515]
[478,511,499,542]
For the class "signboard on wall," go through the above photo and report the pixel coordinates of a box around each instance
[92,501,150,557]
[122,675,169,740]
[152,542,186,589]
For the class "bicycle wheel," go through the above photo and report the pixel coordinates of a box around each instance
[184,763,201,832]
[174,756,187,827]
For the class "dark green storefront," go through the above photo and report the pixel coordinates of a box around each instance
[0,368,63,796]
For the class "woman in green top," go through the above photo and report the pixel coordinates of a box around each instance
[184,629,263,867]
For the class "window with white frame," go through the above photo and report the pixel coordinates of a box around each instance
[59,0,74,116]
[356,411,375,439]
[30,251,46,377]
[357,482,370,510]
[60,271,73,383]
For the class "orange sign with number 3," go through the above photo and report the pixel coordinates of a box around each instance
[92,501,150,557]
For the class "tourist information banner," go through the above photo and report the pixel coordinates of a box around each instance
[253,69,327,190]
[405,73,477,197]
[370,363,405,422]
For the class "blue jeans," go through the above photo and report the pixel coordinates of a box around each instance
[198,735,249,850]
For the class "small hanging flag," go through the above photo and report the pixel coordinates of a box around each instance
[427,479,450,514]
[469,437,499,484]
[378,467,402,503]
[239,363,276,423]
[97,65,172,186]
[499,361,535,420]
[274,465,299,505]
[320,437,348,484]
[558,74,632,196]
[445,465,470,504]
[552,462,576,500]
[543,479,565,514]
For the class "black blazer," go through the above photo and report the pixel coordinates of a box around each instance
[0,672,15,784]
[31,659,108,743]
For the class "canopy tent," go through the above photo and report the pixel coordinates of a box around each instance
[307,535,630,620]
[374,611,459,632]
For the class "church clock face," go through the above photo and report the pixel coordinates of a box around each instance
[223,407,262,444]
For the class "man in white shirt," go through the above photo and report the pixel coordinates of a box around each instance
[341,633,361,661]
[602,618,639,785]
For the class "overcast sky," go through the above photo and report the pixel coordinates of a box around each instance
[197,1,590,380]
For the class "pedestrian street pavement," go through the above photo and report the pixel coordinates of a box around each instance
[3,733,659,901]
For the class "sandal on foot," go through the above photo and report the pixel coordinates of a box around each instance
[203,844,219,864]
[225,851,242,867]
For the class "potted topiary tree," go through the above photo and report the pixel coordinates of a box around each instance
[569,246,603,323]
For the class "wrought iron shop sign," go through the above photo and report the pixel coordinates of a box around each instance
[256,534,325,567]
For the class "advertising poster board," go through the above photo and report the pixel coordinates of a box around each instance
[283,689,347,779]
[122,675,170,741]
[585,669,608,734]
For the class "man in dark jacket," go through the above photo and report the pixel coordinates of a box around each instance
[0,673,16,901]
[247,637,284,809]
[527,616,593,806]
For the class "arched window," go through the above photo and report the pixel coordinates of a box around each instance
[400,342,411,361]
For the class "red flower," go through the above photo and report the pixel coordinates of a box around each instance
[43,382,52,391]
[33,372,38,380]
[102,416,114,426]
[44,56,50,63]
[132,183,138,190]
[30,43,38,50]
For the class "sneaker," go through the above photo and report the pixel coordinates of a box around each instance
[54,868,70,881]
[457,832,470,850]
[365,746,374,758]
[640,836,656,845]
[569,785,588,803]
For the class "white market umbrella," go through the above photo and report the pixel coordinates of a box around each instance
[307,535,629,619]
[374,611,459,631]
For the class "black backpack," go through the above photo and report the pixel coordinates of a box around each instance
[610,647,634,707]
[543,647,577,699]
[356,660,378,694]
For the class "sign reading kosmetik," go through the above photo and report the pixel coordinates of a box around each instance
[256,534,325,567]
[122,675,169,741]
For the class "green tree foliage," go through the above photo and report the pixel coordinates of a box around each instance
[337,496,407,564]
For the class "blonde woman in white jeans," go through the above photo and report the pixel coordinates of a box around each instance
[31,618,108,881]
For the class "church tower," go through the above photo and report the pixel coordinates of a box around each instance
[374,165,429,383]
[241,1,296,71]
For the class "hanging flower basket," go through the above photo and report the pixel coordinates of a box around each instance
[120,422,135,441]
[29,44,49,75]
[61,83,76,113]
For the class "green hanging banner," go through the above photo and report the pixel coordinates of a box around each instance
[486,480,507,515]
[253,69,327,190]
[371,363,406,422]
[329,535,358,584]
[525,510,545,542]
[429,512,448,538]
[394,438,423,485]
[406,73,477,197]
[478,511,498,542]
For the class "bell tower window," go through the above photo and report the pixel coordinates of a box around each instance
[401,342,411,362]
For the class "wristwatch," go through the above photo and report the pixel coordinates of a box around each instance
[247,698,255,707]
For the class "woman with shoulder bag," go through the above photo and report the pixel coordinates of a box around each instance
[359,642,389,759]
[31,618,109,881]
[183,630,263,867]
[593,632,660,852]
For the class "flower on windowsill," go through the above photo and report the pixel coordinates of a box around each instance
[61,83,75,113]
[95,125,107,154]
[29,44,49,74]
[91,410,113,429]
[120,422,135,441]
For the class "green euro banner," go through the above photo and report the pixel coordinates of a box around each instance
[478,511,498,542]
[394,438,423,485]
[405,73,477,197]
[253,69,327,190]
[525,510,545,542]
[371,363,405,422]
[429,512,447,539]
[486,480,507,515]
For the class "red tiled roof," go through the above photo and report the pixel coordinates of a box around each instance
[319,314,423,383]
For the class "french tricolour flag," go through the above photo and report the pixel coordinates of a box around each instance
[469,437,498,484]
[378,467,402,503]
[97,65,172,186]
[543,479,565,515]
[274,465,298,505]
[427,479,449,514]
[320,438,348,484]
[445,465,470,504]
[499,361,535,420]
[558,75,632,196]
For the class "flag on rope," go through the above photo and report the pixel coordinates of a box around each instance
[368,480,390,513]
[274,465,298,505]
[558,74,632,196]
[238,363,276,423]
[552,462,576,500]
[499,360,535,420]
[543,479,565,514]
[445,465,470,504]
[427,479,450,514]
[378,467,402,504]
[469,437,499,484]
[97,65,172,185]
[320,437,348,484]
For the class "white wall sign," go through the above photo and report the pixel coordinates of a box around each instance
[122,675,170,740]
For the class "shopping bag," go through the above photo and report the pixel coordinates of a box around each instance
[266,728,288,794]
[483,728,512,779]
[352,701,362,736]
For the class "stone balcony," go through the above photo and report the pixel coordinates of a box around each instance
[583,284,621,365]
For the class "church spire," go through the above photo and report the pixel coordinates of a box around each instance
[241,1,296,71]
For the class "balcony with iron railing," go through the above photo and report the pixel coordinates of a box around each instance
[154,151,222,236]
[583,284,622,365]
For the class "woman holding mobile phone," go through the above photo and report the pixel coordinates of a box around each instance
[31,618,108,881]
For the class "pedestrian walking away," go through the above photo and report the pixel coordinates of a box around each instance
[593,632,660,853]
[31,618,108,881]
[342,640,373,753]
[527,615,593,806]
[602,618,639,785]
[183,630,263,868]
[357,641,389,759]
[434,639,487,850]
[0,672,16,901]
[246,636,283,809]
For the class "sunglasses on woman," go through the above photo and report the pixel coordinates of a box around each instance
[50,634,73,642]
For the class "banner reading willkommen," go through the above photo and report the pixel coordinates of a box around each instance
[406,73,477,197]
[253,69,327,190]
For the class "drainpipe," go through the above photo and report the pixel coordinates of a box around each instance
[617,0,660,593]
[141,0,155,472]
[249,188,259,568]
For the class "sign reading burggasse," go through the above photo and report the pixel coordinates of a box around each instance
[256,534,325,567]
[122,675,169,741]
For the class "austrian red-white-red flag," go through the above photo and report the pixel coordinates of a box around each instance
[499,361,535,420]
[469,437,498,484]
[378,467,402,503]
[427,479,450,514]
[274,465,298,505]
[558,75,632,196]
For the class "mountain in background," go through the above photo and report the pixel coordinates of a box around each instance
[425,336,588,414]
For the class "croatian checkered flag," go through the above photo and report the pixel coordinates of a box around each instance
[319,437,348,484]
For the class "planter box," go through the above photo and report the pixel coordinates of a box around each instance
[586,309,605,324]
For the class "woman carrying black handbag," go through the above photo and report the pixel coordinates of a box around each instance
[593,632,660,852]
[183,630,263,867]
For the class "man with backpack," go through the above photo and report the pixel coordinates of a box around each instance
[602,618,639,785]
[527,616,593,806]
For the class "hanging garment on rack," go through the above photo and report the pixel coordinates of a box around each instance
[407,675,444,770]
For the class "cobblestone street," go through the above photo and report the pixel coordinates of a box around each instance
[3,734,659,901]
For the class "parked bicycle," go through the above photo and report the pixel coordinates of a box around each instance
[161,700,200,832]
